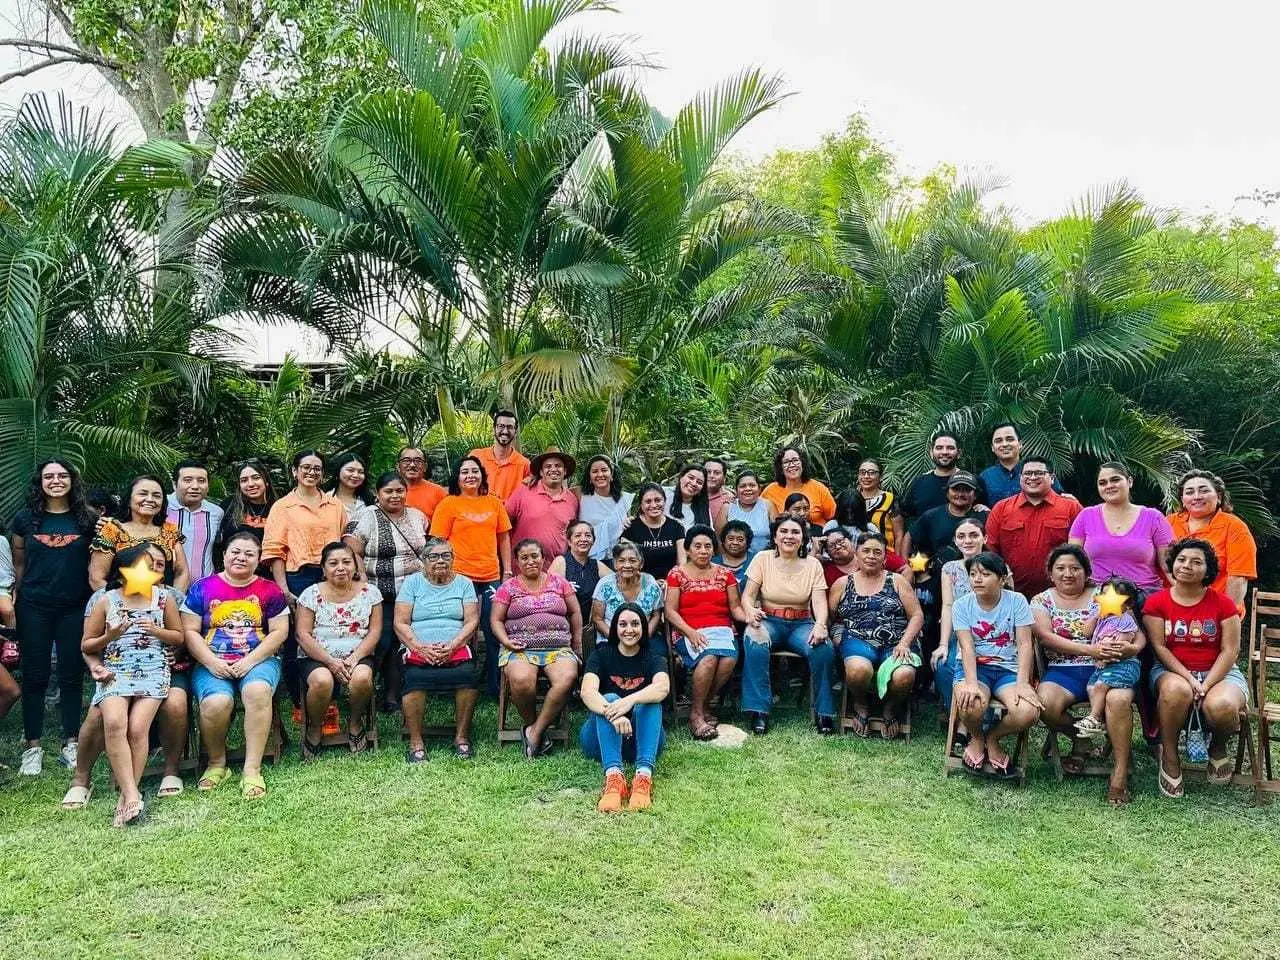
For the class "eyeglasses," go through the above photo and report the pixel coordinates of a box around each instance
[398,457,426,465]
[857,468,880,476]
[426,552,453,562]
[297,465,324,475]
[1022,470,1049,478]
[781,458,802,466]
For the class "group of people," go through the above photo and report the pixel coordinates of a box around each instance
[0,414,1261,819]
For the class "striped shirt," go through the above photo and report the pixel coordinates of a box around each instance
[167,493,225,581]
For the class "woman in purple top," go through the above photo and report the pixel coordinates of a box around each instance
[1068,461,1173,594]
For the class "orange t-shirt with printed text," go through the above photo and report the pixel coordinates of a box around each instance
[429,493,512,583]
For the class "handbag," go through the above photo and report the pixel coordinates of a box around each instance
[1184,703,1209,765]
[0,633,18,668]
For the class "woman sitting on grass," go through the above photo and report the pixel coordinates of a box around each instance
[951,552,1042,777]
[295,541,381,759]
[182,532,290,799]
[81,543,184,826]
[1145,537,1248,799]
[491,538,583,759]
[581,603,669,812]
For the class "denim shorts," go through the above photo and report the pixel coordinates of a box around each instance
[1040,663,1093,702]
[1088,657,1140,691]
[192,657,282,703]
[954,662,1017,694]
[839,635,914,668]
[1150,662,1249,702]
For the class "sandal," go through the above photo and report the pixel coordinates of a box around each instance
[1158,747,1184,799]
[301,737,322,762]
[987,746,1011,777]
[157,775,184,798]
[405,747,427,764]
[197,766,232,791]
[60,784,93,810]
[1106,784,1131,807]
[536,735,554,758]
[962,742,986,774]
[690,719,718,741]
[1207,754,1233,786]
[241,773,267,800]
[848,709,871,739]
[1073,715,1106,739]
[881,716,900,741]
[520,726,536,760]
[122,796,146,827]
[453,741,474,760]
[347,728,368,755]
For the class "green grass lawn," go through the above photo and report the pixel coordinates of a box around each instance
[1,697,1277,960]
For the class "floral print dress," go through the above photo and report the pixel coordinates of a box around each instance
[91,587,170,705]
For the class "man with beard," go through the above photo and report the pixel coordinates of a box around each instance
[396,446,447,520]
[470,409,532,502]
[903,433,961,522]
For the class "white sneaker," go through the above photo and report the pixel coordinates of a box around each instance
[19,746,42,776]
[58,742,78,769]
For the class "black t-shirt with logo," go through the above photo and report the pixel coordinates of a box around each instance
[585,642,668,700]
[621,517,685,579]
[10,508,92,606]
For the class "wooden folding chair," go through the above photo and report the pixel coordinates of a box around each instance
[941,693,1028,785]
[198,697,285,766]
[838,682,913,740]
[496,668,571,747]
[1243,589,1280,804]
[1034,641,1114,781]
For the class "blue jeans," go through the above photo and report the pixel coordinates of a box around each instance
[579,694,665,771]
[285,566,324,704]
[741,616,835,718]
[474,580,501,697]
[934,635,959,712]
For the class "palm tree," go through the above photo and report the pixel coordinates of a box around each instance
[0,93,208,516]
[205,0,649,429]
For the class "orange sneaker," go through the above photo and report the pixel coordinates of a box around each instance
[628,772,653,810]
[322,703,341,735]
[291,706,302,726]
[596,771,628,813]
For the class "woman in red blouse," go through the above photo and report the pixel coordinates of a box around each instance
[663,525,745,740]
[1143,537,1248,800]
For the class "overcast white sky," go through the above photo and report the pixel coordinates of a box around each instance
[3,0,1275,224]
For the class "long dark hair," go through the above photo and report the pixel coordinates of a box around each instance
[327,451,373,505]
[834,488,871,531]
[668,464,710,525]
[116,475,169,528]
[606,601,651,651]
[449,455,490,496]
[224,459,277,530]
[582,454,622,501]
[25,458,97,533]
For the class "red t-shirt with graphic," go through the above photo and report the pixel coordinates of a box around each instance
[1144,586,1240,672]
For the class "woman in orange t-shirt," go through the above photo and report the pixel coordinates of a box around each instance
[429,455,513,696]
[760,447,836,526]
[1165,469,1256,611]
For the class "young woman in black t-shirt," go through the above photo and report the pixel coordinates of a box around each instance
[621,483,685,579]
[580,602,669,813]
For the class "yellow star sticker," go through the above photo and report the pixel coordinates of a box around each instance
[909,552,929,573]
[120,556,163,597]
[1095,583,1129,619]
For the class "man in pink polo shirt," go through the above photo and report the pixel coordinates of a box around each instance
[505,449,579,566]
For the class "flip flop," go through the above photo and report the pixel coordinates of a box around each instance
[1157,747,1184,799]
[197,766,231,791]
[241,773,267,800]
[1106,784,1131,807]
[122,796,146,827]
[405,747,427,764]
[453,741,474,760]
[157,775,184,798]
[520,726,536,760]
[987,750,1012,777]
[60,784,93,810]
[690,720,718,741]
[1206,755,1233,785]
[301,736,323,762]
[848,710,871,738]
[347,728,368,755]
[962,742,986,774]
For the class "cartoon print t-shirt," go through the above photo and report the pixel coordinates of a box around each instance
[951,589,1034,672]
[1143,587,1239,673]
[182,574,289,661]
[585,643,668,700]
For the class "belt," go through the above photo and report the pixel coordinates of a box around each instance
[762,605,813,621]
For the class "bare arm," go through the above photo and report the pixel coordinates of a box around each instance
[891,513,905,552]
[183,611,229,676]
[490,600,521,650]
[1202,615,1242,692]
[88,549,112,591]
[565,593,584,658]
[170,546,189,593]
[11,534,24,587]
[591,598,609,643]
[1225,576,1248,611]
[498,532,512,580]
[293,602,329,663]
[1144,613,1188,678]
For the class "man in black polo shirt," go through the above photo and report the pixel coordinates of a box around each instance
[902,433,961,523]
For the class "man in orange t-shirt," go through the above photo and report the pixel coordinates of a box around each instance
[469,409,531,502]
[396,446,446,520]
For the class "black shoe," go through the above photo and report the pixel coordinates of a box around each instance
[749,712,769,736]
[379,700,400,715]
[816,716,835,736]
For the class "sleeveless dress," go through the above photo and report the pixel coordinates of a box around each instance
[835,575,907,649]
[91,587,171,705]
[727,499,772,552]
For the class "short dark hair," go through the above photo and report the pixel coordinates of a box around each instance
[1165,537,1220,587]
[320,540,361,581]
[493,409,518,426]
[1097,575,1140,610]
[719,519,753,545]
[854,530,887,548]
[374,470,405,492]
[449,455,489,496]
[171,458,208,482]
[224,530,262,553]
[965,551,1009,579]
[1022,455,1053,474]
[1045,543,1091,578]
[990,422,1019,441]
[513,537,544,560]
[683,523,719,552]
[783,492,810,511]
[107,542,166,591]
[930,432,959,447]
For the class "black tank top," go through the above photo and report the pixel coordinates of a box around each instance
[561,551,602,618]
